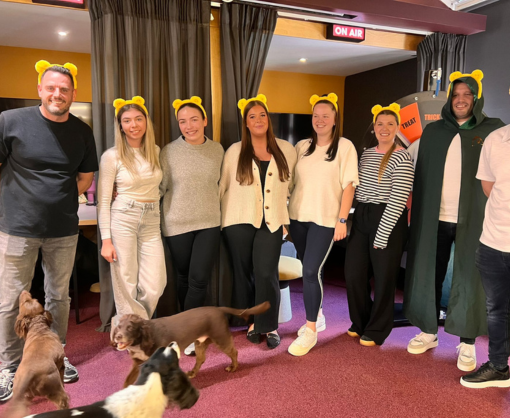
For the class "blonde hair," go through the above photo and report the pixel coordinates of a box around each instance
[114,104,161,177]
[376,110,401,182]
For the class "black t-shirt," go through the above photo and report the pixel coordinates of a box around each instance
[259,160,270,192]
[0,106,98,238]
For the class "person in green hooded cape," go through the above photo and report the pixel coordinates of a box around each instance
[403,69,505,371]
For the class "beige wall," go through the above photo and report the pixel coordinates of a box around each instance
[258,70,345,118]
[0,46,92,102]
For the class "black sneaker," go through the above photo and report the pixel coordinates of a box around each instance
[63,357,79,383]
[0,365,17,402]
[460,362,510,389]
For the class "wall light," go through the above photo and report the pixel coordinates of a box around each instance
[58,31,68,37]
[299,58,307,63]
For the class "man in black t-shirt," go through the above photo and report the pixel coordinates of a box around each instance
[0,61,98,401]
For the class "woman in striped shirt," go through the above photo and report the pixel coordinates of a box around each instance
[345,103,414,347]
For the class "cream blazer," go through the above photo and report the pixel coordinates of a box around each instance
[219,138,297,233]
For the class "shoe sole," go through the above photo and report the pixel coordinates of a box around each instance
[458,361,477,372]
[360,339,376,347]
[407,339,438,354]
[297,323,326,337]
[460,377,510,389]
[288,339,317,357]
[64,376,79,383]
[347,330,360,338]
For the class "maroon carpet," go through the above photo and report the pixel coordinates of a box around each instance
[1,281,508,418]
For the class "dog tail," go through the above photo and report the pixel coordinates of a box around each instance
[218,301,270,322]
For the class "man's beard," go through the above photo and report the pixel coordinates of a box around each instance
[43,100,71,117]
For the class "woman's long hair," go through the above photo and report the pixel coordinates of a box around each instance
[376,109,402,182]
[305,99,342,161]
[114,104,160,177]
[236,100,290,185]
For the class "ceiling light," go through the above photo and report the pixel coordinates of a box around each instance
[299,58,307,62]
[58,31,68,37]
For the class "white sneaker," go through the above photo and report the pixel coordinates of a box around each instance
[407,332,438,354]
[297,315,326,337]
[288,327,317,357]
[184,342,195,356]
[457,343,476,372]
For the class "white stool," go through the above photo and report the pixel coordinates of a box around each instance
[278,255,302,323]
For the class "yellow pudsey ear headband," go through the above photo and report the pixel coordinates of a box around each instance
[310,93,338,112]
[113,96,148,117]
[447,69,483,99]
[35,60,78,89]
[372,103,401,125]
[172,96,207,119]
[238,94,269,118]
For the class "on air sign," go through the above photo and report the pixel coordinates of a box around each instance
[326,24,366,43]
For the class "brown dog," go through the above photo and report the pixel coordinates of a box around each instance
[112,302,270,387]
[5,290,69,417]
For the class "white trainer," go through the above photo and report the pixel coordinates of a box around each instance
[184,342,195,356]
[288,327,317,357]
[457,343,477,372]
[297,315,326,337]
[407,332,438,354]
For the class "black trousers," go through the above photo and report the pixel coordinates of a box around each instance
[165,226,220,311]
[435,221,475,345]
[223,223,282,334]
[289,220,334,322]
[345,203,408,345]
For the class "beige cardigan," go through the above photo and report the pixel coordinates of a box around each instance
[219,138,297,233]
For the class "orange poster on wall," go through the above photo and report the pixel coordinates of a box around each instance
[399,102,423,143]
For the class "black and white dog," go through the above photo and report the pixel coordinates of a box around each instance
[22,342,199,418]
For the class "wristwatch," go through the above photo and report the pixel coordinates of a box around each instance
[338,218,347,224]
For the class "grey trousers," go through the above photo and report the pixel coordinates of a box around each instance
[109,197,166,324]
[0,230,78,366]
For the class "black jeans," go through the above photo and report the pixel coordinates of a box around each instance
[435,221,475,345]
[223,223,283,334]
[476,243,510,369]
[289,220,334,322]
[345,203,408,345]
[165,226,220,311]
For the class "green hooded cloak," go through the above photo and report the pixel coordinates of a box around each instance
[403,75,505,338]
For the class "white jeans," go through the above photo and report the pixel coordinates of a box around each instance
[110,197,166,322]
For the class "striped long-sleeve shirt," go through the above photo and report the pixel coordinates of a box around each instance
[355,147,414,249]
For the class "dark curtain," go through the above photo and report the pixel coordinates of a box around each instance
[417,32,467,92]
[220,3,277,149]
[89,0,211,331]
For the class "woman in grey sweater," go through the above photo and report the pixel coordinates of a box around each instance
[160,97,224,355]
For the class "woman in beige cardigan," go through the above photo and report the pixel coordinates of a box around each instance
[220,94,296,349]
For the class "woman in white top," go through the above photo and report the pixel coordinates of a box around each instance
[287,93,359,357]
[98,96,165,323]
[220,94,296,349]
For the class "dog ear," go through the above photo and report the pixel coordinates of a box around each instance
[14,317,29,339]
[44,310,53,326]
[139,323,155,353]
[165,370,200,410]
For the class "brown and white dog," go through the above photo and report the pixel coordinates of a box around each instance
[112,302,270,386]
[5,290,69,418]
[18,342,198,418]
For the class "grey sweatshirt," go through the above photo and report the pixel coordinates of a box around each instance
[159,136,224,236]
